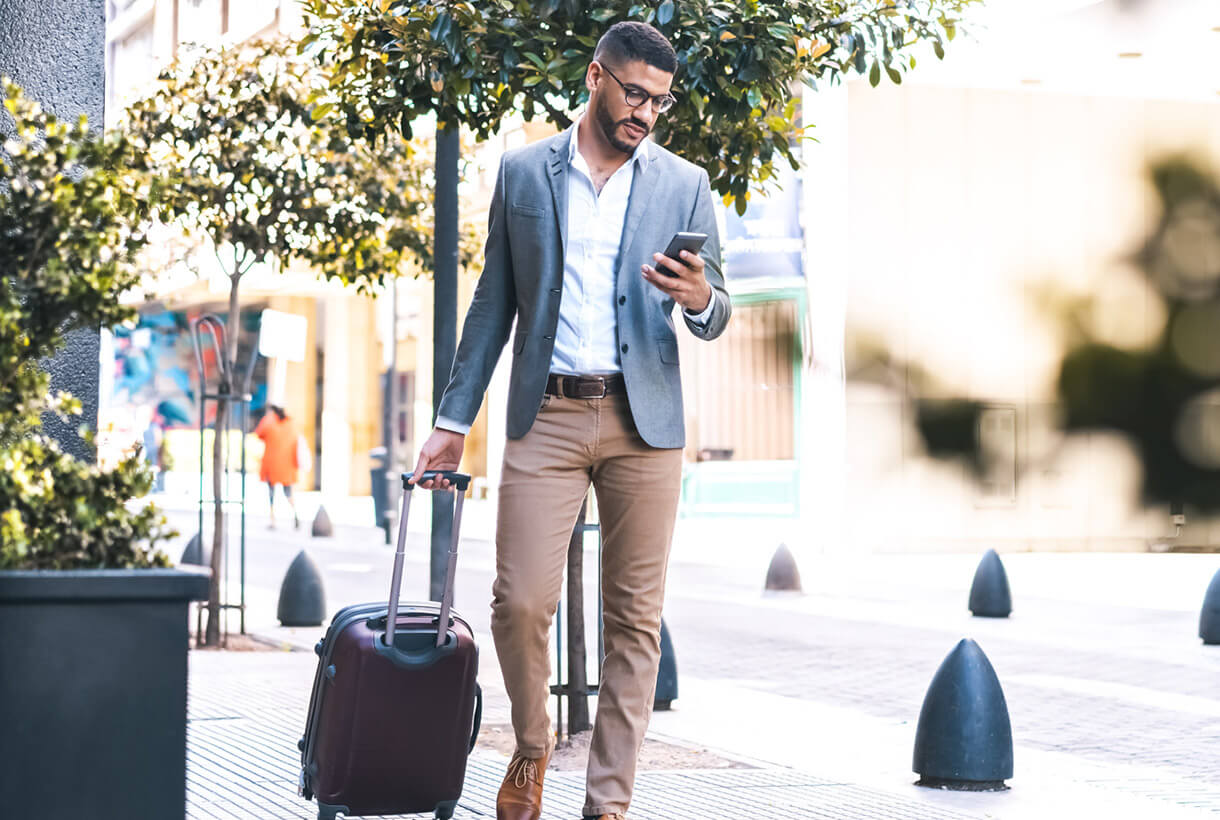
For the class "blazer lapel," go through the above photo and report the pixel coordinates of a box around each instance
[547,129,573,259]
[616,155,662,282]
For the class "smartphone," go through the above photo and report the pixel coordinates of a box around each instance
[658,232,708,277]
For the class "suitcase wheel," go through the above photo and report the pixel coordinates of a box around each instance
[317,801,347,819]
[435,800,457,819]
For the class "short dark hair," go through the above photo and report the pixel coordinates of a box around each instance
[593,21,677,75]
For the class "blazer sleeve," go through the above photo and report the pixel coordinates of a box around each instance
[682,167,731,341]
[435,155,517,427]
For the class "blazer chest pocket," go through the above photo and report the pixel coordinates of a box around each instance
[510,203,546,219]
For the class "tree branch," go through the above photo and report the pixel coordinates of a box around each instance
[213,245,231,278]
[534,92,574,130]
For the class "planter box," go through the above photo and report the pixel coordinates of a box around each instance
[0,568,209,819]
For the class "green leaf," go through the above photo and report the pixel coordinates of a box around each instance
[933,40,945,60]
[869,61,881,87]
[590,8,615,22]
[886,66,901,84]
[657,0,674,25]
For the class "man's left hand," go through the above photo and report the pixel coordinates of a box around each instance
[642,250,713,313]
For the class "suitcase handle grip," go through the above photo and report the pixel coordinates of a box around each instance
[469,683,483,753]
[375,628,458,666]
[402,471,471,492]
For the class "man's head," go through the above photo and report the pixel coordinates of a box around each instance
[587,22,677,155]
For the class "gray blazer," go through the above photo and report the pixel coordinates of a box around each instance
[437,125,731,449]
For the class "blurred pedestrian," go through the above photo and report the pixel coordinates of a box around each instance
[138,404,166,493]
[255,404,300,530]
[411,21,730,820]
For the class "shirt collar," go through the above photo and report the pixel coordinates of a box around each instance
[568,116,651,169]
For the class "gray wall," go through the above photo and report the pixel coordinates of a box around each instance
[0,0,106,461]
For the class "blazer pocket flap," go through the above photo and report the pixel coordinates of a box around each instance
[510,203,546,218]
[513,332,528,354]
[658,340,679,364]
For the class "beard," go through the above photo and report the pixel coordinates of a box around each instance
[594,93,650,155]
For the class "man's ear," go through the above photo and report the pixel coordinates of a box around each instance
[585,60,602,94]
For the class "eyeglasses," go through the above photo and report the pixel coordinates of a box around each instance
[598,63,677,114]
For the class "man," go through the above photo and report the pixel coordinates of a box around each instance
[411,21,730,820]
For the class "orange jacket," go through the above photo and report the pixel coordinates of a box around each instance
[255,412,298,486]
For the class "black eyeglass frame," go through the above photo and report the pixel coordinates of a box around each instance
[597,62,677,114]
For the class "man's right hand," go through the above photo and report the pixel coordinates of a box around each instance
[409,428,467,490]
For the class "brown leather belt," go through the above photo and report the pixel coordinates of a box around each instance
[545,373,626,399]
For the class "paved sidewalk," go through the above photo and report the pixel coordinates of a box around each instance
[187,651,992,820]
[174,501,1220,819]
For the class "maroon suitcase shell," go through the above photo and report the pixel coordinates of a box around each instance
[299,473,482,820]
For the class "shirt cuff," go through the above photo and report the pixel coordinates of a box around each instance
[435,415,471,436]
[683,293,715,327]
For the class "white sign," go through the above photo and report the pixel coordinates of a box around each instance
[258,309,307,362]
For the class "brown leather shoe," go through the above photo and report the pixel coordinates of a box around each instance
[496,746,552,820]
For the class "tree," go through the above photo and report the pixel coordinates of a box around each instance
[888,157,1220,515]
[122,37,449,645]
[0,79,174,568]
[300,0,976,212]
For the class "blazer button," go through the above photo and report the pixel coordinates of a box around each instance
[621,344,629,354]
[618,296,626,305]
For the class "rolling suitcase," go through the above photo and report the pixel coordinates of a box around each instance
[298,471,482,820]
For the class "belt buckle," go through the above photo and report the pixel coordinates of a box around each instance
[572,376,606,399]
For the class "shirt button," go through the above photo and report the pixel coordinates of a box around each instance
[618,296,626,305]
[621,344,629,354]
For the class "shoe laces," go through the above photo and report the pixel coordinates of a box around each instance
[507,752,541,789]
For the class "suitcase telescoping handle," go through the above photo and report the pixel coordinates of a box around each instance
[386,471,472,649]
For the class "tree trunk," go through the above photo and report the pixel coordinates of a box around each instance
[203,271,242,647]
[565,497,591,734]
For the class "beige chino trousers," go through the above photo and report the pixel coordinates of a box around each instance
[491,390,683,816]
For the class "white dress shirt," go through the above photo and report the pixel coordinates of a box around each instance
[436,119,713,436]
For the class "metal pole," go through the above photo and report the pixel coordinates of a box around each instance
[239,399,247,634]
[431,123,459,602]
[197,395,204,564]
[385,277,398,544]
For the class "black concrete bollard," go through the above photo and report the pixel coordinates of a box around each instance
[969,549,1012,618]
[654,618,678,711]
[913,638,1013,790]
[277,550,327,627]
[1199,568,1220,645]
[764,543,802,592]
[179,532,210,567]
[311,505,334,538]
